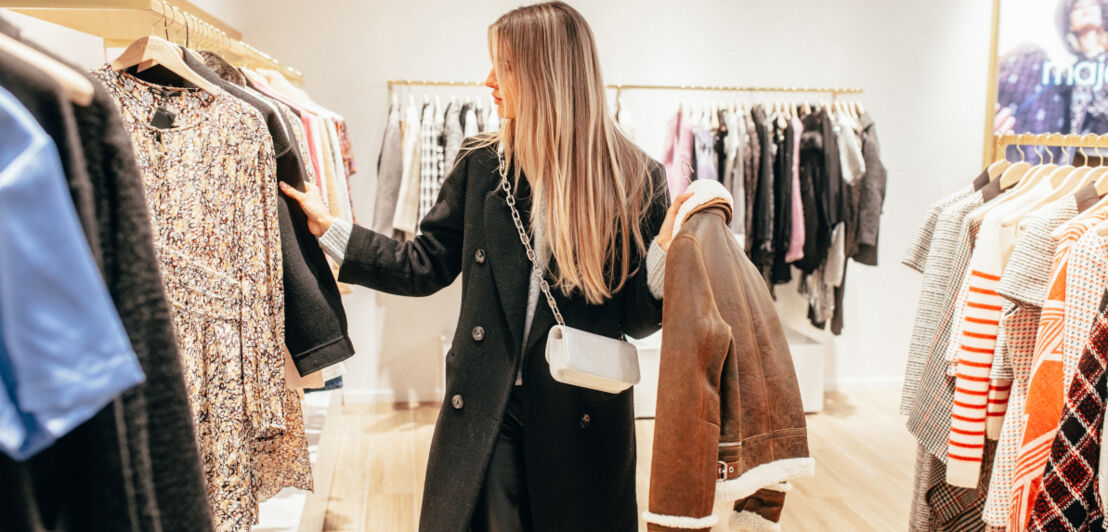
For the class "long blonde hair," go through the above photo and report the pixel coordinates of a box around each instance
[479,1,658,305]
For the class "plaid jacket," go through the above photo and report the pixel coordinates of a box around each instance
[1027,290,1108,531]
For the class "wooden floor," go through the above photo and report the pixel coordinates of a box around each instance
[322,387,916,531]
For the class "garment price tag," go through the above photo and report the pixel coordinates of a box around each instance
[150,106,176,129]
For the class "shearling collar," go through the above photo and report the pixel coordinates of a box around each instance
[671,179,734,239]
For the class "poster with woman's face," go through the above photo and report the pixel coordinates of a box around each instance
[995,0,1108,151]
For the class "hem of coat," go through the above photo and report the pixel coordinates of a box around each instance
[291,335,356,376]
[853,242,878,266]
[642,511,717,531]
[715,457,815,502]
[727,509,782,532]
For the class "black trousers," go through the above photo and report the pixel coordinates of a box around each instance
[470,386,531,532]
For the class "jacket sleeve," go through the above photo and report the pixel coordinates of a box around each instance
[621,162,671,339]
[239,134,288,438]
[854,118,886,265]
[336,146,471,296]
[644,234,732,531]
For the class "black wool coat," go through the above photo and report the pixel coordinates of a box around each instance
[338,140,669,531]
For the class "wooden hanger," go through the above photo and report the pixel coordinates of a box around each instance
[1004,165,1092,227]
[998,134,1035,190]
[1094,162,1108,197]
[1074,188,1108,237]
[971,134,1039,222]
[0,32,94,106]
[986,157,1012,181]
[110,35,220,94]
[1048,136,1108,239]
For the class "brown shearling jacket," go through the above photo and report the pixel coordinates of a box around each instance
[645,200,813,531]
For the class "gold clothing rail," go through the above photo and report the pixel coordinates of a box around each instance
[386,79,864,97]
[0,0,304,83]
[994,133,1108,162]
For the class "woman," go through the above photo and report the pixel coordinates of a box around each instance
[995,0,1108,161]
[281,3,691,530]
[1062,0,1108,135]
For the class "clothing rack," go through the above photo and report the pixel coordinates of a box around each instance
[386,79,864,98]
[0,0,304,83]
[993,133,1108,162]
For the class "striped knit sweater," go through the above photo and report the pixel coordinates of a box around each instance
[946,211,1012,486]
[1009,205,1108,531]
[945,189,1054,486]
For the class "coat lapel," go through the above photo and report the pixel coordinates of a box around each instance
[483,186,530,354]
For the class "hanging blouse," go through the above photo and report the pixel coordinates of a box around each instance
[93,66,311,530]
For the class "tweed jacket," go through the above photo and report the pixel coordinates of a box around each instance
[901,190,982,415]
[644,182,812,532]
[337,139,670,531]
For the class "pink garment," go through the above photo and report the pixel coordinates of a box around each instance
[299,115,326,197]
[660,110,694,199]
[247,75,327,198]
[785,117,805,263]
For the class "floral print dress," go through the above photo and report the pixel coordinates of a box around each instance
[94,66,312,531]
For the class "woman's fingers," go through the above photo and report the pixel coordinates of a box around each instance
[657,192,696,251]
[279,181,304,200]
[673,191,694,209]
[995,106,1016,135]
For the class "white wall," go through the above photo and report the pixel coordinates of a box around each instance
[230,0,997,400]
[189,0,248,33]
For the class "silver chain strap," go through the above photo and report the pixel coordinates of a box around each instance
[496,148,566,327]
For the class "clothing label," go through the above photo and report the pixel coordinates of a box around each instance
[981,178,1002,202]
[150,106,176,129]
[973,169,990,191]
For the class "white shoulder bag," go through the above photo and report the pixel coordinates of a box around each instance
[496,148,640,394]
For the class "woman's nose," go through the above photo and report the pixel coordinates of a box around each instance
[485,70,497,89]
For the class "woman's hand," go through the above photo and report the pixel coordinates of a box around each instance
[657,192,694,252]
[279,181,335,237]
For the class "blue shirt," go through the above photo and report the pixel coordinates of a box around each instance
[0,85,144,460]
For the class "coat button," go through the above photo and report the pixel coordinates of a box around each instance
[580,413,591,428]
[472,326,485,342]
[451,394,464,410]
[475,248,486,264]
